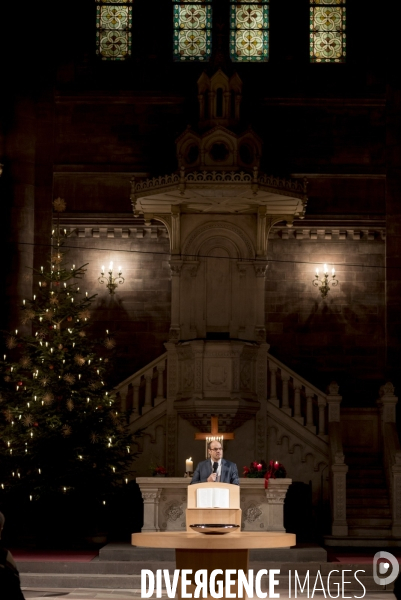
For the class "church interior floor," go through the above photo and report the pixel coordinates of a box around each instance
[21,591,397,600]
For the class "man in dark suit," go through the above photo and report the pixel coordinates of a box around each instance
[190,440,239,485]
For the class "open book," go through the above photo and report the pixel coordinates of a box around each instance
[196,487,229,508]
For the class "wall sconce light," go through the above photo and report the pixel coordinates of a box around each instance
[313,264,338,298]
[98,261,124,295]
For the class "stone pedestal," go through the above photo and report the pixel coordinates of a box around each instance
[136,477,292,533]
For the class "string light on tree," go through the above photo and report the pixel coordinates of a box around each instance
[0,197,139,522]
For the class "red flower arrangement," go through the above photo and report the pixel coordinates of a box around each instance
[243,459,286,488]
[152,465,167,477]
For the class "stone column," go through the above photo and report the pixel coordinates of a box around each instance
[169,261,183,341]
[378,382,401,536]
[155,360,166,405]
[281,372,291,415]
[264,479,292,532]
[140,488,162,532]
[142,368,153,413]
[268,361,279,407]
[327,382,348,536]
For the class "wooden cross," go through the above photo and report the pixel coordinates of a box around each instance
[195,416,235,458]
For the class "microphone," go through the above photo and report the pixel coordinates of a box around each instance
[213,462,218,473]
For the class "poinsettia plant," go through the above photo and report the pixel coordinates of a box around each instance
[264,460,286,489]
[151,465,167,476]
[243,460,286,488]
[243,460,268,478]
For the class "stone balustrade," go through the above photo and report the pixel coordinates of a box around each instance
[267,354,328,439]
[136,477,292,533]
[114,353,167,417]
[377,382,401,537]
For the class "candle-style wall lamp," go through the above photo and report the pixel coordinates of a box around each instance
[98,261,124,295]
[313,264,338,298]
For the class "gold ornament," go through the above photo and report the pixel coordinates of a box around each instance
[66,399,74,411]
[23,414,34,427]
[42,393,54,405]
[6,336,17,349]
[4,409,13,422]
[74,354,85,366]
[62,424,72,436]
[43,309,54,321]
[104,337,116,350]
[53,197,66,212]
[40,377,49,387]
[63,373,75,385]
[50,297,59,305]
[78,331,86,337]
[51,253,63,264]
[90,432,98,443]
[89,381,100,390]
[4,376,11,382]
[21,310,36,325]
[19,356,32,368]
[78,309,91,320]
[58,344,63,350]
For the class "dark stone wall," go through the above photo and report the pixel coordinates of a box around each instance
[1,0,397,403]
[266,228,385,403]
[56,229,171,385]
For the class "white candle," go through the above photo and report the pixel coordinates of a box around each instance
[186,457,193,472]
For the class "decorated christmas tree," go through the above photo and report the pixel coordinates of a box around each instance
[0,198,138,539]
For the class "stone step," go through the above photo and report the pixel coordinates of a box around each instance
[347,480,387,488]
[347,469,384,477]
[347,507,391,517]
[347,496,390,507]
[347,488,388,498]
[100,544,175,561]
[100,543,327,563]
[348,517,392,527]
[19,566,390,593]
[18,560,176,575]
[348,526,392,537]
[325,534,401,547]
[20,573,143,590]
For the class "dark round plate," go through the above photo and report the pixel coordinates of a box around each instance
[190,524,240,535]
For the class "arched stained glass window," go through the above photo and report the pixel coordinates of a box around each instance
[230,1,269,62]
[173,1,212,62]
[310,0,346,63]
[96,0,132,61]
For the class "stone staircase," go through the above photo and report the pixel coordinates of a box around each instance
[346,452,392,542]
[114,349,401,546]
[18,543,395,595]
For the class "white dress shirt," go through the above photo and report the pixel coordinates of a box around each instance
[210,458,222,481]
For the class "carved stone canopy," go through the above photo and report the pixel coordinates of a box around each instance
[172,340,262,431]
[131,168,307,218]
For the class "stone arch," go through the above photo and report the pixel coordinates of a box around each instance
[183,220,254,260]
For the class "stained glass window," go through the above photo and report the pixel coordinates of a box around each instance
[96,0,132,61]
[310,0,346,63]
[173,1,212,62]
[230,1,269,62]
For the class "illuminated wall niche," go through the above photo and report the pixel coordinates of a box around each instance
[173,0,212,62]
[230,1,269,62]
[96,0,132,61]
[310,0,346,63]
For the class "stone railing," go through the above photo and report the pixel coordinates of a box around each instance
[266,354,328,439]
[377,382,401,537]
[136,477,292,533]
[326,383,348,537]
[266,354,348,536]
[114,353,167,418]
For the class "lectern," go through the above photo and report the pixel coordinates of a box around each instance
[186,482,242,532]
